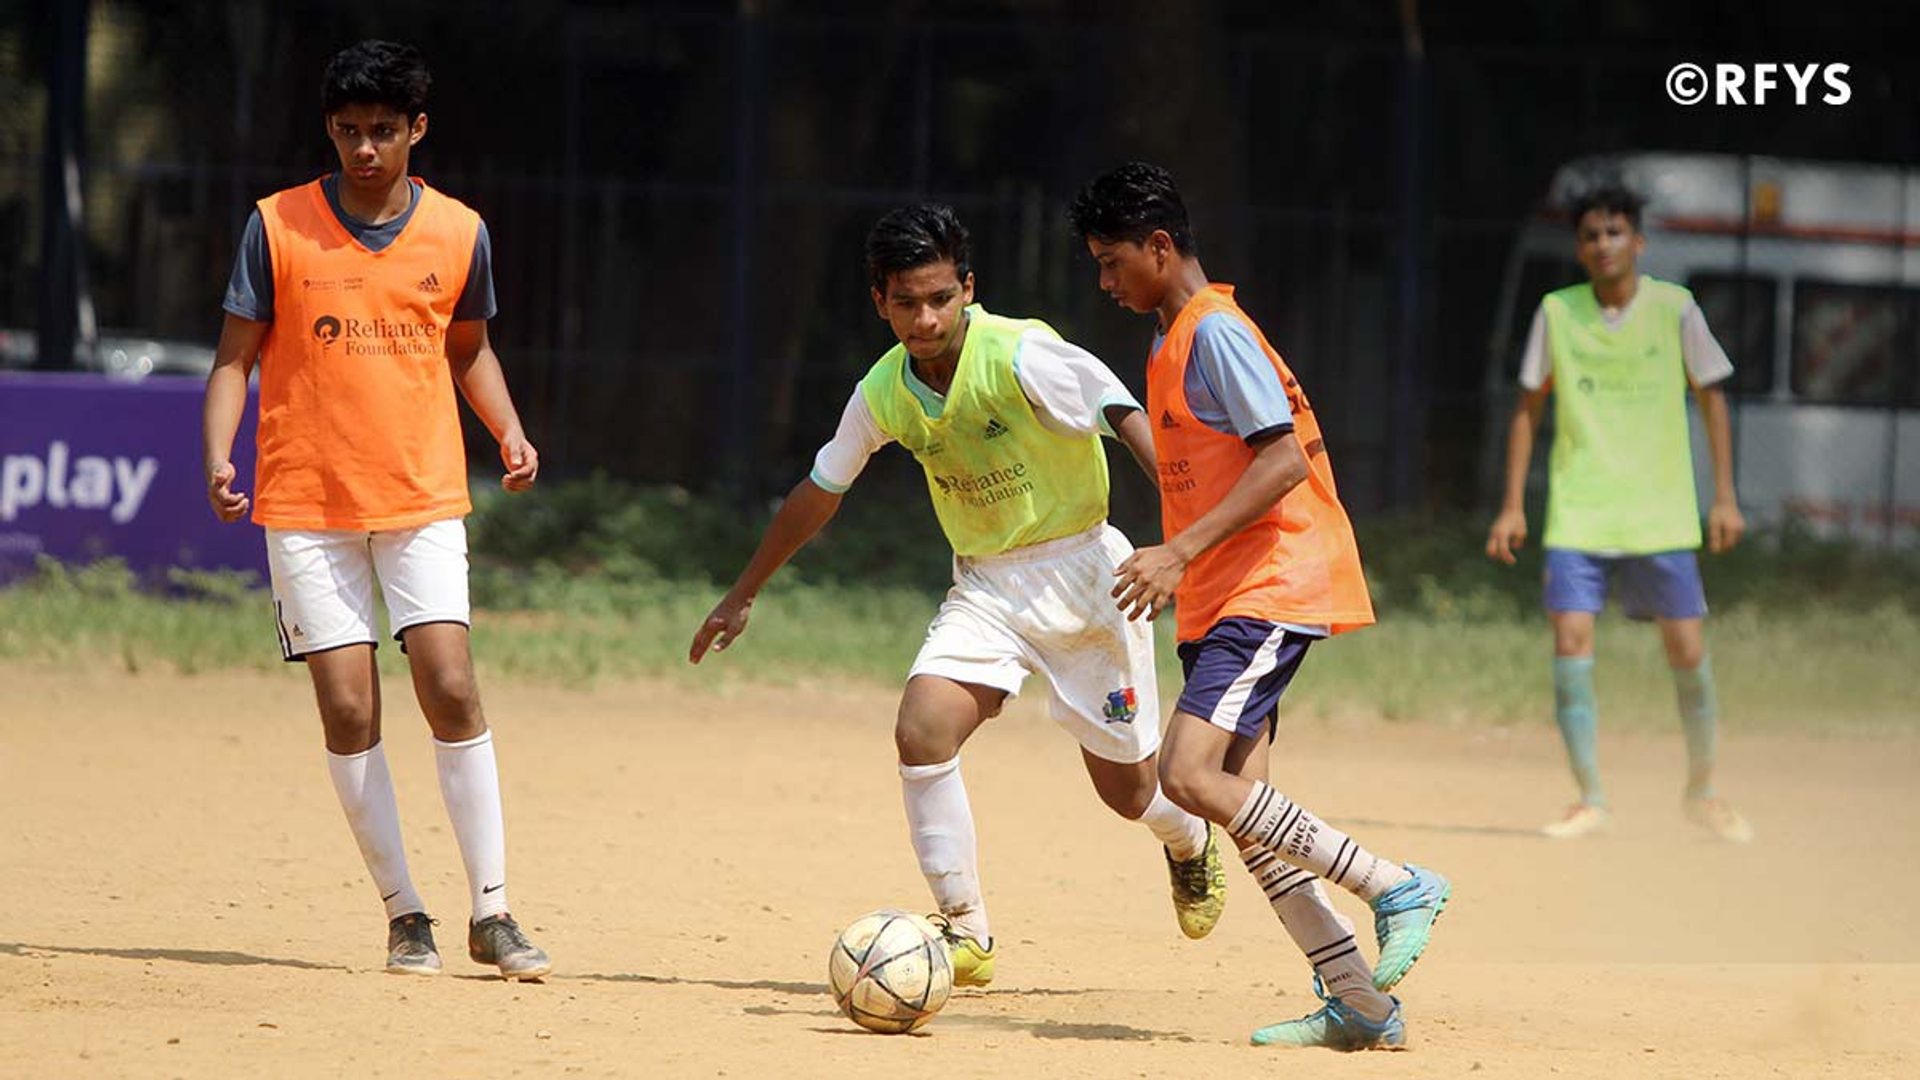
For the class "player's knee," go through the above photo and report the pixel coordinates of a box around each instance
[1094,769,1158,820]
[1553,628,1594,657]
[1156,757,1211,817]
[419,664,480,717]
[893,711,959,766]
[1666,639,1705,670]
[315,692,377,752]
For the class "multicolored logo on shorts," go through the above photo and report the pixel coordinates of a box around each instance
[1102,687,1138,724]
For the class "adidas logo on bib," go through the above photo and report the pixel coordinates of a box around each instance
[983,417,1010,439]
[417,272,443,293]
[1160,410,1179,429]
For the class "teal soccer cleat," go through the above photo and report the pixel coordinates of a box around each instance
[1370,863,1451,991]
[1251,985,1406,1051]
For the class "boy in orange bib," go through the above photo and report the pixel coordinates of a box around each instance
[200,40,548,980]
[1072,163,1450,1051]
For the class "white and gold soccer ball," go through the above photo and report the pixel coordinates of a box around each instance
[827,910,953,1034]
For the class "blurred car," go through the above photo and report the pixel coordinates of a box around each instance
[0,327,216,378]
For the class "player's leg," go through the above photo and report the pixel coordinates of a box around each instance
[1656,616,1714,792]
[377,519,549,979]
[270,526,435,973]
[1226,729,1396,1026]
[1159,620,1447,992]
[1632,552,1751,842]
[896,673,1002,985]
[1158,710,1425,905]
[1077,746,1224,939]
[1013,522,1205,933]
[1157,714,1408,1051]
[1542,549,1608,836]
[1031,524,1218,934]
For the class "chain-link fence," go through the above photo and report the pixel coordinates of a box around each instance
[4,2,1915,528]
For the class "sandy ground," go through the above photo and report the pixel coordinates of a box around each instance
[2,660,1917,1079]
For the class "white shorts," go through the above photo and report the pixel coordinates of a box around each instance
[910,523,1160,764]
[265,518,471,660]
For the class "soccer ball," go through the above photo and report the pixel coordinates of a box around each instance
[827,910,953,1034]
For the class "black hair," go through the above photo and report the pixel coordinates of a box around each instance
[322,40,431,119]
[865,204,972,294]
[1068,161,1197,255]
[1568,182,1646,232]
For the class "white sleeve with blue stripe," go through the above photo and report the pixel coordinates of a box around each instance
[1013,330,1142,438]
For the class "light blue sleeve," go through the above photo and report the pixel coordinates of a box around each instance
[1187,312,1294,441]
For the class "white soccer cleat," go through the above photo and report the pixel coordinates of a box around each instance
[1541,803,1610,839]
[1684,795,1754,844]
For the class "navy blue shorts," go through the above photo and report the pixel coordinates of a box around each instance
[1174,617,1316,741]
[1543,548,1708,621]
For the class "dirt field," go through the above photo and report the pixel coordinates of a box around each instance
[3,661,1916,1079]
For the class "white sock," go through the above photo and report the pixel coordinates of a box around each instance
[1227,781,1411,902]
[326,742,425,921]
[1240,846,1395,1021]
[1137,786,1209,861]
[434,730,510,922]
[900,756,988,945]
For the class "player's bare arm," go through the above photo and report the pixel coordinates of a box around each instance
[446,319,538,492]
[689,477,845,663]
[1694,382,1744,553]
[1487,385,1551,564]
[202,312,268,523]
[1108,404,1158,482]
[1112,430,1309,621]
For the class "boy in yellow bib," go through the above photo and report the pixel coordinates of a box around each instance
[689,205,1224,984]
[1487,183,1752,843]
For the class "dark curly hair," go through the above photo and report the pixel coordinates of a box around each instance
[1068,161,1197,255]
[865,204,972,293]
[322,40,431,119]
[1568,182,1646,232]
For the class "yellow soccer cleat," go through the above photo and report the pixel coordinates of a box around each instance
[1166,824,1228,940]
[927,913,995,987]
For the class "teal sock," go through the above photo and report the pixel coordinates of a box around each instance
[1553,656,1603,806]
[1673,658,1719,798]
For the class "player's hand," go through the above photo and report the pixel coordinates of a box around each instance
[1486,508,1528,564]
[690,591,754,663]
[500,430,539,493]
[1707,499,1745,554]
[1112,544,1187,622]
[205,461,250,523]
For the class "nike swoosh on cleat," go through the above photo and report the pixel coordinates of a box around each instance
[482,883,505,894]
[382,890,402,902]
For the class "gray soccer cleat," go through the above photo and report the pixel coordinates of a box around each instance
[386,912,443,975]
[468,913,551,981]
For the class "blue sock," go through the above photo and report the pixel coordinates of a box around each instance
[1673,658,1718,798]
[1553,656,1603,806]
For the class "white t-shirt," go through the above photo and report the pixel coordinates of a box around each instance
[1517,295,1735,392]
[810,330,1142,493]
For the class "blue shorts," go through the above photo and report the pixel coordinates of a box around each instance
[1174,617,1316,741]
[1543,548,1708,621]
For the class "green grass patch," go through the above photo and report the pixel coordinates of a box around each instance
[4,483,1916,735]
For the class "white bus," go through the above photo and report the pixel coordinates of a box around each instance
[1489,152,1920,545]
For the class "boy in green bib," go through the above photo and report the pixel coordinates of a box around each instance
[1487,183,1753,843]
[689,205,1226,984]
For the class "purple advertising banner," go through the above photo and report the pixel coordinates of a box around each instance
[0,371,266,583]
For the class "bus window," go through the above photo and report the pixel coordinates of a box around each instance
[1790,282,1913,406]
[1688,274,1776,396]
